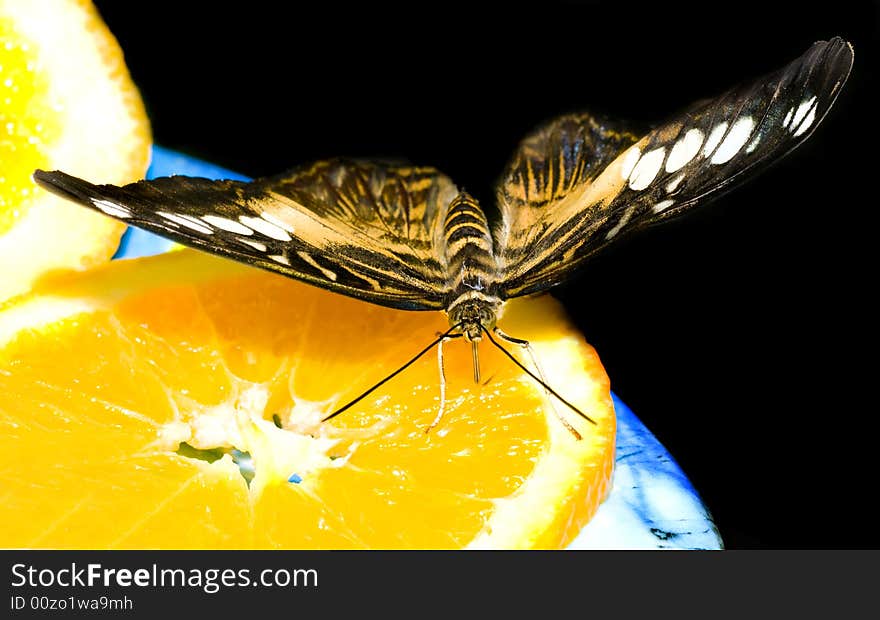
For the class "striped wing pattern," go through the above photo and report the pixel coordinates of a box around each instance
[494,37,853,299]
[34,160,458,310]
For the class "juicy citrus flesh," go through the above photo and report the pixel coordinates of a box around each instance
[0,251,615,549]
[0,0,151,301]
[0,16,58,234]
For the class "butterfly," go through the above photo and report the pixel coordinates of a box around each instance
[33,37,853,438]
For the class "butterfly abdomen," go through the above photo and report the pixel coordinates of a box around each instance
[443,193,502,338]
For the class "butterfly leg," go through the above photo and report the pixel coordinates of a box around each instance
[425,334,459,434]
[493,328,582,440]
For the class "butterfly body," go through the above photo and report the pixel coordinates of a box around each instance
[443,192,502,342]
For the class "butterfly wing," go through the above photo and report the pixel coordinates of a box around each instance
[33,159,459,310]
[495,37,853,299]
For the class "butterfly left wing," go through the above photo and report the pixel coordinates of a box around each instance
[495,37,853,299]
[34,159,459,310]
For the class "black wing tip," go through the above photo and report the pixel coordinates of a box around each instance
[810,36,855,75]
[31,169,96,205]
[32,168,63,187]
[819,35,853,53]
[32,168,79,187]
[810,37,855,111]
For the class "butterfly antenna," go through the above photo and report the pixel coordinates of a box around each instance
[481,326,597,426]
[322,322,465,423]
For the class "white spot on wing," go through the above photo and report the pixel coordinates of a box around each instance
[792,103,818,138]
[269,254,290,265]
[628,147,665,191]
[702,122,728,157]
[605,206,636,240]
[620,146,641,180]
[790,96,817,132]
[91,198,131,218]
[240,239,267,252]
[666,129,704,173]
[239,215,292,241]
[157,211,214,234]
[746,133,761,154]
[652,199,675,213]
[782,107,794,128]
[665,174,685,193]
[296,250,338,281]
[711,116,755,164]
[202,215,253,235]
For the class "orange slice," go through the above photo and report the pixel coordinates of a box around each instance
[0,0,151,301]
[0,250,615,549]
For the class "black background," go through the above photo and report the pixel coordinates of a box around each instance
[90,1,877,549]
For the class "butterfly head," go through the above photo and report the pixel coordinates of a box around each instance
[445,289,502,384]
[448,292,499,341]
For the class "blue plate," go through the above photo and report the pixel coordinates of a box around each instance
[114,145,723,550]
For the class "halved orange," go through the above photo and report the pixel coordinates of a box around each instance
[0,0,151,301]
[0,249,615,549]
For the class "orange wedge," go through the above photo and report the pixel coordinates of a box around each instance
[0,0,151,302]
[0,250,615,549]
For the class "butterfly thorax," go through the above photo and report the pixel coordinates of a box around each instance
[443,192,502,341]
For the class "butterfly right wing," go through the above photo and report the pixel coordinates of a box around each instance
[495,37,854,299]
[34,159,459,310]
